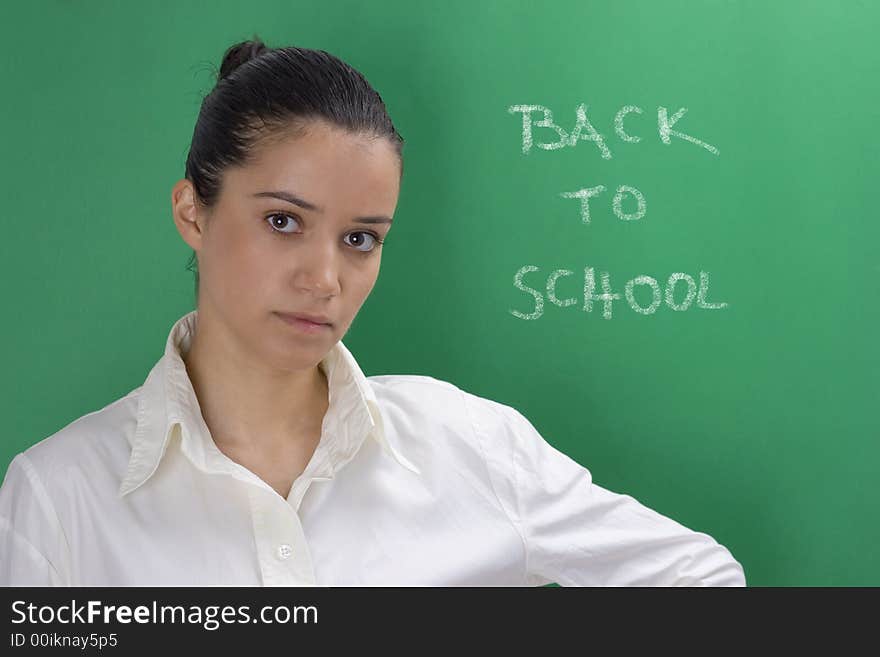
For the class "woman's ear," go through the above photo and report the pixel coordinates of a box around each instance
[171,179,205,251]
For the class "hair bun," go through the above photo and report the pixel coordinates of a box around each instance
[219,37,270,80]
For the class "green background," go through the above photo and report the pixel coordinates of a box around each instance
[1,1,877,586]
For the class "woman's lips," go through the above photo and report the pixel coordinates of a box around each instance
[275,312,332,333]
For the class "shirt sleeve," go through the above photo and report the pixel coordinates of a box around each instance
[468,395,746,587]
[0,453,70,586]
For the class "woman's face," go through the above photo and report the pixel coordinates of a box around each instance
[179,120,401,372]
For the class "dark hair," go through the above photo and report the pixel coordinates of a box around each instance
[183,35,405,300]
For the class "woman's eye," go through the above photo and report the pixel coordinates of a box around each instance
[344,231,379,252]
[265,213,381,252]
[266,213,300,234]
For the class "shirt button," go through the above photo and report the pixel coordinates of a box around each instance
[276,544,293,560]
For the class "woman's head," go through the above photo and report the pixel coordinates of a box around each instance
[171,37,403,372]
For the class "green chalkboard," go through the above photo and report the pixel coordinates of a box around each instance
[1,0,877,586]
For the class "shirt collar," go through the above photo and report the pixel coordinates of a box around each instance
[119,310,420,498]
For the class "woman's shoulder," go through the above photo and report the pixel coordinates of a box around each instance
[8,386,141,485]
[367,373,460,392]
[365,373,519,429]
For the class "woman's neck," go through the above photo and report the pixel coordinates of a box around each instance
[180,312,330,456]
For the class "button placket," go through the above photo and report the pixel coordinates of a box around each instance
[247,485,317,585]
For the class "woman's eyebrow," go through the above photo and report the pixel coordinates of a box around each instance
[252,190,393,224]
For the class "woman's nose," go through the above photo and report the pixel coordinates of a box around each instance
[293,244,341,297]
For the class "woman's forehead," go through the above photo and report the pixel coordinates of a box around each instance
[222,127,400,211]
[241,124,396,180]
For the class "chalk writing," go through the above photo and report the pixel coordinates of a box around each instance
[507,104,719,157]
[510,267,728,320]
[560,184,647,224]
[507,100,724,321]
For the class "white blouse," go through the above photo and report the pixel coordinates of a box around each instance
[0,310,745,586]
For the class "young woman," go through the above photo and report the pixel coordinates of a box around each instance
[0,39,745,586]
